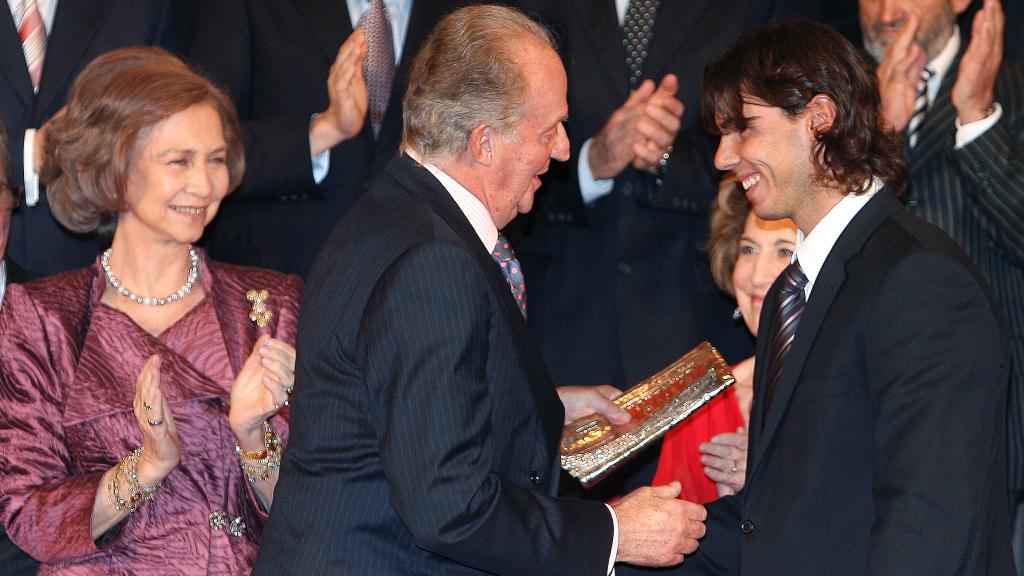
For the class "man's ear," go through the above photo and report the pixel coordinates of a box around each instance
[807,94,837,137]
[468,124,493,166]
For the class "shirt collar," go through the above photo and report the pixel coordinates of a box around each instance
[795,178,883,296]
[405,150,499,252]
[925,28,960,104]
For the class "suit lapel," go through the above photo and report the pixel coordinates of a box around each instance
[389,156,564,451]
[909,52,960,177]
[642,0,711,82]
[748,189,903,478]
[0,10,33,108]
[35,2,110,117]
[293,0,353,65]
[570,0,627,98]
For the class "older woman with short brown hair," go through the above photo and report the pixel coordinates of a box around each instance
[0,47,301,574]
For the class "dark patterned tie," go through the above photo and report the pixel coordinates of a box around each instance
[491,234,527,319]
[18,0,46,92]
[764,261,808,413]
[906,67,934,149]
[622,0,662,89]
[358,0,394,138]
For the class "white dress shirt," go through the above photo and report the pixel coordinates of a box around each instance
[795,179,883,299]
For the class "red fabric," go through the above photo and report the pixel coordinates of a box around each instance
[651,385,743,503]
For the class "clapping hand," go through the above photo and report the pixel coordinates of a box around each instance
[953,0,1003,123]
[875,10,927,132]
[133,355,180,486]
[228,338,296,447]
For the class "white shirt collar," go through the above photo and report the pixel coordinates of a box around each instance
[404,151,498,252]
[795,178,883,297]
[925,28,960,105]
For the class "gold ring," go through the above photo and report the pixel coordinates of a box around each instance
[147,418,164,426]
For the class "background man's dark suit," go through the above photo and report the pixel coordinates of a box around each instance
[511,0,801,492]
[186,0,471,277]
[679,189,1013,575]
[254,155,612,574]
[1,1,174,275]
[894,46,1024,521]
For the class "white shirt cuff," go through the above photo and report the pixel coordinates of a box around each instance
[954,102,1002,150]
[23,129,40,207]
[579,138,615,204]
[309,114,331,184]
[605,503,619,575]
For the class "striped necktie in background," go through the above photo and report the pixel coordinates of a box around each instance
[18,0,47,93]
[907,67,934,149]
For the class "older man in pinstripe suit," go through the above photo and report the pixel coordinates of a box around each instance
[861,0,1024,563]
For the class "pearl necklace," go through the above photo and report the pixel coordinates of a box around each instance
[102,247,200,306]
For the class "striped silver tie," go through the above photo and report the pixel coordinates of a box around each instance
[358,0,394,138]
[764,260,808,413]
[907,67,934,149]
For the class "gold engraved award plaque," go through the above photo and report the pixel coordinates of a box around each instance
[560,341,735,487]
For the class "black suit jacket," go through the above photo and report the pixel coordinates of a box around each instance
[185,0,472,277]
[255,155,612,575]
[1,1,174,275]
[674,189,1014,575]
[898,50,1024,495]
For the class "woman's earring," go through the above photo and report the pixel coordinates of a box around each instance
[732,307,742,321]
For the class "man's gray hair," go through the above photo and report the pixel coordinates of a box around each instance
[401,5,557,163]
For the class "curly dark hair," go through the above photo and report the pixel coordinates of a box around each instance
[700,20,907,196]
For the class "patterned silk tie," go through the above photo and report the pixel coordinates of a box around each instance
[907,67,934,149]
[491,234,527,319]
[18,0,47,92]
[358,0,395,138]
[622,0,661,89]
[764,261,808,413]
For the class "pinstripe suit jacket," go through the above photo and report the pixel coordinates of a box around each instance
[905,51,1024,492]
[254,155,613,575]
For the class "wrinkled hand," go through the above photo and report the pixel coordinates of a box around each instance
[612,482,706,567]
[953,0,1003,123]
[310,30,369,156]
[557,385,630,425]
[699,426,748,497]
[589,75,683,179]
[875,11,926,132]
[228,338,296,448]
[133,355,180,486]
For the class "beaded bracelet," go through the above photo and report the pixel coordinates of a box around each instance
[109,447,163,513]
[235,420,282,483]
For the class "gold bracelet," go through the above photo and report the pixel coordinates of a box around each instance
[235,421,282,483]
[109,447,163,513]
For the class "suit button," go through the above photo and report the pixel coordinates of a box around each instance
[622,182,634,197]
[741,519,754,534]
[530,471,541,486]
[617,262,633,275]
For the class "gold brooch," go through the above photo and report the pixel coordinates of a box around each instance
[246,289,273,327]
